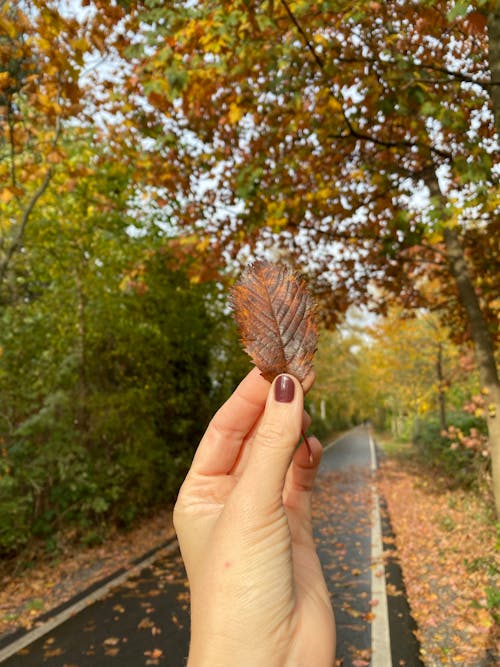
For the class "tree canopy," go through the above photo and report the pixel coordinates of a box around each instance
[91,0,498,323]
[93,0,499,512]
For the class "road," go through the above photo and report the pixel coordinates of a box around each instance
[0,429,423,667]
[318,429,423,666]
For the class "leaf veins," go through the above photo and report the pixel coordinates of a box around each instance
[231,260,318,383]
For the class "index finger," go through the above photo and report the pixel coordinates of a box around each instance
[189,367,270,476]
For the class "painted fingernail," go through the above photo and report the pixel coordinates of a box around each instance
[274,374,295,403]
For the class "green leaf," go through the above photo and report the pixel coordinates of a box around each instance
[447,0,469,22]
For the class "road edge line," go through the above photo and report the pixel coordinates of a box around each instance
[323,429,351,452]
[0,539,179,663]
[369,433,393,667]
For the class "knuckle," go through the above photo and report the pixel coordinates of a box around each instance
[256,419,299,447]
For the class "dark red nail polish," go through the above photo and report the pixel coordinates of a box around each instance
[274,375,295,403]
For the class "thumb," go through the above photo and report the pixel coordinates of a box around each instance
[240,374,303,508]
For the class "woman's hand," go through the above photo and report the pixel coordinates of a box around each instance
[173,368,335,667]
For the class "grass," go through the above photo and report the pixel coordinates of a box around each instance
[376,432,418,461]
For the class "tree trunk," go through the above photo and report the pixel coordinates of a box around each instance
[436,342,447,433]
[482,4,500,517]
[424,166,500,517]
[445,5,500,514]
[443,226,500,518]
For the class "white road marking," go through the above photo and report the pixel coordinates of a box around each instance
[0,540,179,663]
[369,433,393,667]
[324,429,393,666]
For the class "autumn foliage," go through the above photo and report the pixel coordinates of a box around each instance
[231,261,317,383]
[83,0,500,512]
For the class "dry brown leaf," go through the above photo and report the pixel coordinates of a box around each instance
[231,260,318,383]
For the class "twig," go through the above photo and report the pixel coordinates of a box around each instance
[301,428,313,463]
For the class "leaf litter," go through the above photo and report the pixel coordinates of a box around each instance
[314,465,374,665]
[0,508,175,639]
[378,456,499,666]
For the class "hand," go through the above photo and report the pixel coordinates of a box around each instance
[173,368,335,667]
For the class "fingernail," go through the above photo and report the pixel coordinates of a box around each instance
[274,374,295,403]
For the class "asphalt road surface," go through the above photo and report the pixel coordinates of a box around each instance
[318,429,424,666]
[0,428,423,667]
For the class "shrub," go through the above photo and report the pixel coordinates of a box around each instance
[414,412,489,487]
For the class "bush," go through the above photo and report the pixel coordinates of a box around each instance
[414,413,489,487]
[0,256,245,557]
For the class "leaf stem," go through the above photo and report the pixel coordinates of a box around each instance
[301,428,313,463]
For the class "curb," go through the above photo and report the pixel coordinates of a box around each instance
[0,536,179,663]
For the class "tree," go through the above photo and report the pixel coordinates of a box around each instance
[0,2,254,554]
[3,2,498,519]
[361,310,462,438]
[95,0,500,514]
[308,317,374,434]
[0,129,245,553]
[0,0,132,297]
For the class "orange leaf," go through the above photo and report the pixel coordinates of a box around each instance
[231,260,318,382]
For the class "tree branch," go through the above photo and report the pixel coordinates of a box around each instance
[0,167,53,285]
[280,0,452,164]
[416,61,498,89]
[0,118,61,287]
[279,0,324,69]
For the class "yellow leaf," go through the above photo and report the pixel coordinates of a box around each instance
[427,231,443,244]
[71,36,89,52]
[317,187,332,200]
[475,608,492,629]
[195,236,211,252]
[0,188,15,204]
[228,102,243,124]
[179,234,198,246]
[0,72,12,88]
[313,32,328,46]
[0,16,17,39]
[328,97,343,113]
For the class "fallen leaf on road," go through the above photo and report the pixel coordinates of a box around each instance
[103,636,120,646]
